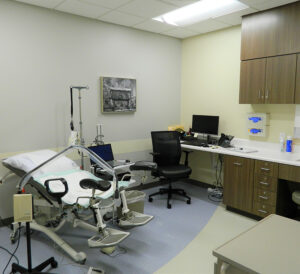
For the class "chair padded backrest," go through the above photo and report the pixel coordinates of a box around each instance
[151,131,181,166]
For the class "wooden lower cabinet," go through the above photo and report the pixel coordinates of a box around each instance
[223,157,279,217]
[223,155,254,213]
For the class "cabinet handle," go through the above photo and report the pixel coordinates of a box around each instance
[259,181,269,186]
[258,90,261,99]
[265,89,269,99]
[233,162,242,166]
[259,195,269,200]
[261,167,270,171]
[258,209,268,214]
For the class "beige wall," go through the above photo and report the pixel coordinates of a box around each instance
[181,26,296,183]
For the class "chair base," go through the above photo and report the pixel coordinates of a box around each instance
[148,183,191,209]
[11,257,57,273]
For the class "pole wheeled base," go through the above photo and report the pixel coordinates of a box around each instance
[11,257,57,274]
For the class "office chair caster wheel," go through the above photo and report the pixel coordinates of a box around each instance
[51,260,58,268]
[167,204,172,209]
[187,200,191,205]
[149,197,153,202]
[79,258,86,265]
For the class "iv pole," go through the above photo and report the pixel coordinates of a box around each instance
[70,85,89,168]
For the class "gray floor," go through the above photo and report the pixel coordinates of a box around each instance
[0,182,218,274]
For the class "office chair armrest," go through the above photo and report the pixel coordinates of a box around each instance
[183,150,193,166]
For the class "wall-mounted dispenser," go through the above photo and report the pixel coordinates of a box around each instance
[247,113,268,137]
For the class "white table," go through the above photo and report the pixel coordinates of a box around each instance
[213,214,300,274]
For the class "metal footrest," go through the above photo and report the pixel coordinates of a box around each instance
[88,228,130,248]
[118,211,154,228]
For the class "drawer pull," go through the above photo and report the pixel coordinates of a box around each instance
[259,181,269,186]
[258,209,268,214]
[259,195,268,200]
[261,167,270,171]
[233,162,242,166]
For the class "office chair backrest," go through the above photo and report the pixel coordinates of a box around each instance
[151,131,181,166]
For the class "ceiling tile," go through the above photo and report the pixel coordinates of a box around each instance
[133,19,174,33]
[117,0,177,18]
[99,10,145,26]
[162,27,198,39]
[15,0,65,9]
[239,0,298,10]
[187,19,231,34]
[160,0,198,7]
[79,0,132,9]
[55,0,110,18]
[215,7,258,25]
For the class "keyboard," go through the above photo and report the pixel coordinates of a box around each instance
[182,140,209,147]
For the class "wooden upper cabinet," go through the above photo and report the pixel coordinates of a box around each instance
[295,55,300,104]
[240,59,266,104]
[241,2,300,60]
[265,55,296,104]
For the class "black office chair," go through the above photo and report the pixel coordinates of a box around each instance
[148,131,192,209]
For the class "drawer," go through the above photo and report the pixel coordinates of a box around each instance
[255,160,278,177]
[253,188,277,206]
[253,201,276,217]
[279,164,300,183]
[254,174,278,192]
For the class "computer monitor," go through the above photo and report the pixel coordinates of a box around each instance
[192,115,219,135]
[88,144,114,162]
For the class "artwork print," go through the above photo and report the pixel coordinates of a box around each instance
[101,77,136,113]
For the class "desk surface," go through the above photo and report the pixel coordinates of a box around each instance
[213,214,300,274]
[181,142,300,167]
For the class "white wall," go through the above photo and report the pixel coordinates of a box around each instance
[0,0,182,153]
[0,0,182,219]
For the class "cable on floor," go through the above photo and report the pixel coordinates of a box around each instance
[2,224,21,274]
[208,154,223,203]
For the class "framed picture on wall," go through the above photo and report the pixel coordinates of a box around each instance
[100,76,136,113]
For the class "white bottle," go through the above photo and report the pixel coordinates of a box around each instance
[279,132,285,152]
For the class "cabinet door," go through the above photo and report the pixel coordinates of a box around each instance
[265,55,296,104]
[241,2,300,60]
[223,156,254,213]
[239,59,266,104]
[295,54,300,104]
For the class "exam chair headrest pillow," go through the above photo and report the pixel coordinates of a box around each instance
[3,149,79,174]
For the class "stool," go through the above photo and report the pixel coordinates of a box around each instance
[292,191,300,220]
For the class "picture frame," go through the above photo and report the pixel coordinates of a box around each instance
[100,76,136,113]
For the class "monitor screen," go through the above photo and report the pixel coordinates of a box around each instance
[88,144,114,162]
[192,115,219,135]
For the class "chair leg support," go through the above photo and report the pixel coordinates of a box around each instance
[148,181,191,208]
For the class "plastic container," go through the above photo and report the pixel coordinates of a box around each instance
[117,190,146,217]
[286,136,293,152]
[279,133,285,152]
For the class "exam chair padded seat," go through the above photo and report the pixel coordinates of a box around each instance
[157,165,191,179]
[79,179,111,192]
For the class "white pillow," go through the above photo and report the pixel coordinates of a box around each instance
[3,149,79,174]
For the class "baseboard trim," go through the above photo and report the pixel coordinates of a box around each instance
[226,206,261,220]
[129,179,210,191]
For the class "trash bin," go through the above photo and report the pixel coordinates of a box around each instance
[117,190,146,217]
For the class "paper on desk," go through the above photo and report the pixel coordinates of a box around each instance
[294,105,300,138]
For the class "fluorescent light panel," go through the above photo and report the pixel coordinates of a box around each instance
[153,0,248,26]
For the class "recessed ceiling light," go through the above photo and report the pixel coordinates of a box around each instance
[153,0,248,26]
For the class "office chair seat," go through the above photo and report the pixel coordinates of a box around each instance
[158,165,191,179]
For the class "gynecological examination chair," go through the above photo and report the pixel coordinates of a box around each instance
[2,145,155,264]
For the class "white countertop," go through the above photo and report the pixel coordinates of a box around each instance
[181,138,300,167]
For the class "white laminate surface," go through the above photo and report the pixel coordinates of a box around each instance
[181,138,300,167]
[213,214,300,274]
